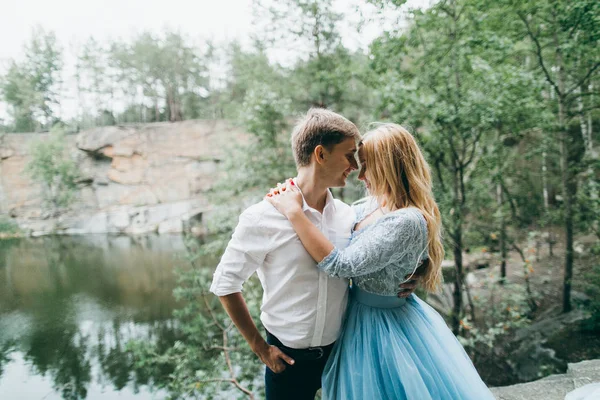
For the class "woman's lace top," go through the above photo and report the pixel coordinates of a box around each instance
[318,198,429,296]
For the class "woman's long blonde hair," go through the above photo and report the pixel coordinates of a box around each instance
[362,123,444,292]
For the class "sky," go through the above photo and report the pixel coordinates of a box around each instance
[0,0,429,122]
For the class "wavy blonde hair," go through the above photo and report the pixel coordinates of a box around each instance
[361,123,444,292]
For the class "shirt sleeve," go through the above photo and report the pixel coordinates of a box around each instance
[318,209,428,279]
[210,207,272,296]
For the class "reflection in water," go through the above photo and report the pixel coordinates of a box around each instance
[0,235,190,399]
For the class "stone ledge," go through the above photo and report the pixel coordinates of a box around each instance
[491,359,600,400]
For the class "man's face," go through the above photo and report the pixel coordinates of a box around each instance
[321,137,359,187]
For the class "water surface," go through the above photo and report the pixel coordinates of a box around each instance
[0,235,191,399]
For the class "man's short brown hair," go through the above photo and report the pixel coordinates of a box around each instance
[291,108,360,167]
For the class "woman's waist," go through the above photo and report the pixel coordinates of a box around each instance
[350,285,408,308]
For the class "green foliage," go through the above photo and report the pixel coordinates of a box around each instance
[582,264,600,331]
[254,0,375,124]
[0,216,20,234]
[26,125,80,210]
[0,26,62,132]
[108,30,209,123]
[124,79,298,399]
[125,249,265,399]
[458,281,532,350]
[1,0,599,392]
[75,38,118,127]
[213,85,297,209]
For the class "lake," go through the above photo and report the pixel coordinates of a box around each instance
[0,235,193,400]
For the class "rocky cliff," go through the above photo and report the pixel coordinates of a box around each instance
[0,120,247,236]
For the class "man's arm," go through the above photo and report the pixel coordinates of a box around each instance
[218,293,294,373]
[211,207,294,373]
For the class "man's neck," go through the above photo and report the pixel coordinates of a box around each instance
[296,169,329,213]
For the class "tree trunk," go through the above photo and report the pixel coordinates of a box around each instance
[155,96,160,122]
[497,183,507,283]
[542,147,549,210]
[553,17,574,312]
[452,226,463,334]
[558,96,574,313]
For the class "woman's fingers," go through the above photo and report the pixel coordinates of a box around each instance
[287,178,300,192]
[265,178,298,198]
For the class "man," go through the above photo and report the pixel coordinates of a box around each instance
[210,108,420,399]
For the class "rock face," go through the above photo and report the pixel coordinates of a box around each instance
[507,307,591,382]
[0,120,247,235]
[492,359,600,400]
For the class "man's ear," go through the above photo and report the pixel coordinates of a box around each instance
[314,145,326,165]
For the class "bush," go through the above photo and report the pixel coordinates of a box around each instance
[582,264,600,332]
[26,124,79,211]
[0,216,20,234]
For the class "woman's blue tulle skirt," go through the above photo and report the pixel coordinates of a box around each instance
[322,286,495,400]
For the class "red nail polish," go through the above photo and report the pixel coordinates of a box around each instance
[290,180,295,186]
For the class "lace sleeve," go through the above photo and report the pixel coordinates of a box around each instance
[317,209,427,278]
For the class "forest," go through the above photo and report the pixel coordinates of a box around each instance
[1,0,599,398]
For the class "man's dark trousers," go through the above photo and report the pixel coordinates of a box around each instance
[264,330,335,400]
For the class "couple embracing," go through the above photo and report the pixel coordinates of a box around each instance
[210,109,495,399]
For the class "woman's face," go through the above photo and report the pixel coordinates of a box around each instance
[357,146,372,191]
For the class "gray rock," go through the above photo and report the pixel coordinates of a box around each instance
[108,210,130,231]
[491,375,575,400]
[158,218,183,234]
[59,212,114,234]
[569,360,600,384]
[76,126,135,152]
[492,360,600,400]
[571,291,592,306]
[514,309,588,342]
[509,333,566,382]
[1,121,247,236]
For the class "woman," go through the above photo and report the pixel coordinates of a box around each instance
[266,124,495,399]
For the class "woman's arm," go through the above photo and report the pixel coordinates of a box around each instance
[316,212,427,278]
[287,209,335,262]
[265,183,428,279]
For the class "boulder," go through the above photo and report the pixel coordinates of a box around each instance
[509,333,566,382]
[492,359,600,400]
[76,125,136,153]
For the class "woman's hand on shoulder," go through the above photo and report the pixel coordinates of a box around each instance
[265,178,303,219]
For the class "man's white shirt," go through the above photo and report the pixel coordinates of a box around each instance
[210,189,354,349]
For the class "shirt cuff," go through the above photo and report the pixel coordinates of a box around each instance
[209,270,243,296]
[317,247,339,276]
[209,284,243,297]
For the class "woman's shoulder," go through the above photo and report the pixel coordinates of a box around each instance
[388,207,426,225]
[364,207,427,241]
[351,197,378,223]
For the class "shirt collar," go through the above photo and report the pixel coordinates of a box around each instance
[292,177,337,213]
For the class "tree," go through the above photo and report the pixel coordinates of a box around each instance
[491,0,600,312]
[255,0,375,123]
[108,30,210,123]
[1,63,38,132]
[0,26,62,132]
[75,38,118,127]
[208,41,291,120]
[26,125,79,213]
[370,0,504,333]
